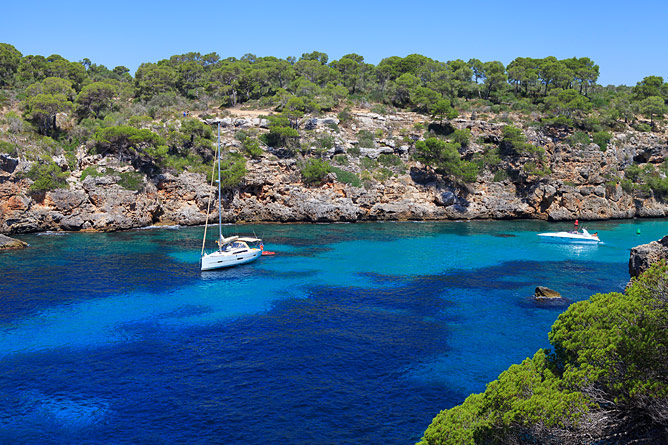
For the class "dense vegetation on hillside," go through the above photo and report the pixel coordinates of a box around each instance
[419,262,668,444]
[0,42,667,192]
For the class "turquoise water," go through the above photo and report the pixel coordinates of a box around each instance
[0,219,665,443]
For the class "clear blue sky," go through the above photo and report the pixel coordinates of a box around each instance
[2,0,667,86]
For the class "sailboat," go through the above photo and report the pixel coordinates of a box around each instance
[200,121,264,271]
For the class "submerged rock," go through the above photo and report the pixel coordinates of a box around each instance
[0,233,28,249]
[534,286,562,300]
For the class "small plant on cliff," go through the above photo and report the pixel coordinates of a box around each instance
[337,107,352,125]
[566,131,591,147]
[523,160,551,177]
[315,134,335,150]
[360,156,378,170]
[449,129,471,147]
[241,137,263,159]
[415,137,479,183]
[216,153,247,189]
[93,125,167,170]
[357,130,375,148]
[24,161,69,193]
[300,158,331,185]
[0,140,17,156]
[260,118,300,149]
[500,125,543,156]
[330,166,361,187]
[378,153,402,167]
[333,154,348,166]
[373,167,393,182]
[593,130,612,151]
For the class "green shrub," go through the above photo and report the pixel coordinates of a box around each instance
[0,141,17,156]
[80,165,104,181]
[260,125,299,148]
[501,125,542,156]
[347,146,361,157]
[242,138,263,159]
[316,134,335,150]
[450,129,471,146]
[214,153,246,189]
[566,131,590,147]
[378,153,402,167]
[25,162,69,192]
[373,167,393,182]
[300,158,331,184]
[360,157,378,170]
[325,121,339,132]
[81,166,145,191]
[357,130,375,148]
[541,115,574,128]
[523,161,551,176]
[337,107,352,124]
[333,154,348,166]
[330,166,361,187]
[415,137,479,183]
[116,171,143,191]
[370,104,387,115]
[624,164,643,182]
[593,131,612,151]
[621,178,635,193]
[492,170,508,182]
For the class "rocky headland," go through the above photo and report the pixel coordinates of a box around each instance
[1,108,667,235]
[629,234,668,277]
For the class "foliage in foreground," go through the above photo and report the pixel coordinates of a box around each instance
[419,262,668,444]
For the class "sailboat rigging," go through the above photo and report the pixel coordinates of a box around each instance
[200,121,264,271]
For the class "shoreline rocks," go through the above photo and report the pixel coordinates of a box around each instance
[629,235,668,278]
[0,233,28,249]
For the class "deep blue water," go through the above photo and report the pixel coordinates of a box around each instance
[0,219,666,444]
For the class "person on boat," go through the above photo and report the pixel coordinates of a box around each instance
[573,219,579,233]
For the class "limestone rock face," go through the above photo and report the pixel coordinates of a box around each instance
[3,109,668,234]
[629,235,668,278]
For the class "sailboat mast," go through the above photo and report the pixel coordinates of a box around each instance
[217,122,223,243]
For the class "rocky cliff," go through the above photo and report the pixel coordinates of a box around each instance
[629,235,668,278]
[1,108,667,234]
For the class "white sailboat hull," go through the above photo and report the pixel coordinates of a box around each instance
[200,248,262,271]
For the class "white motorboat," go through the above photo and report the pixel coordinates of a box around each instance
[200,122,264,271]
[537,228,602,244]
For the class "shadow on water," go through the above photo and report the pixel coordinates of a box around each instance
[0,270,461,444]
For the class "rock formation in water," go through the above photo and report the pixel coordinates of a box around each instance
[0,233,27,249]
[534,286,562,299]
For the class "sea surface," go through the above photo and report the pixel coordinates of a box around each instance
[0,219,666,444]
